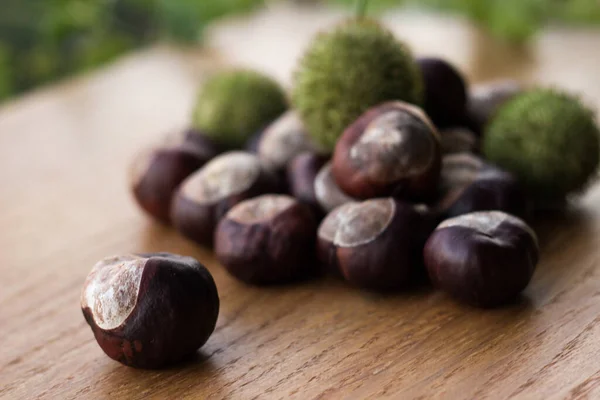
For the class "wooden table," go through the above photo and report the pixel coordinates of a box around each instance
[2,5,600,399]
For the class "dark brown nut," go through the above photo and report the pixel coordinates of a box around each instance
[130,130,220,224]
[215,195,317,285]
[257,111,319,171]
[424,211,538,307]
[314,161,358,213]
[435,153,529,219]
[287,152,329,217]
[439,128,479,155]
[332,101,442,201]
[171,151,280,246]
[417,57,468,128]
[81,253,219,369]
[317,198,430,291]
[467,79,523,133]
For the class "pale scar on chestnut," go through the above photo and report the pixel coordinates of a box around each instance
[349,109,437,181]
[318,199,395,247]
[228,195,296,223]
[182,152,260,203]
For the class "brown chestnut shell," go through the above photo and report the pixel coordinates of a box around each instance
[171,151,280,246]
[81,253,219,369]
[287,152,329,218]
[417,57,468,129]
[424,211,538,308]
[257,111,319,171]
[215,195,318,285]
[130,130,220,224]
[435,153,530,220]
[332,101,441,201]
[317,198,432,290]
[314,161,358,213]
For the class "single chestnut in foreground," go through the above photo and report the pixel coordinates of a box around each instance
[130,130,220,224]
[435,153,529,219]
[314,161,357,213]
[417,57,468,128]
[81,253,219,369]
[215,195,317,285]
[424,211,538,308]
[287,152,329,216]
[332,101,441,201]
[171,151,280,246]
[317,198,432,291]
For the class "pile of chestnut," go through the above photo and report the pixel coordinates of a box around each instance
[81,58,539,369]
[129,58,538,309]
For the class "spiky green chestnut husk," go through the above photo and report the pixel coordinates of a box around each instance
[193,70,288,148]
[483,88,600,205]
[292,19,423,152]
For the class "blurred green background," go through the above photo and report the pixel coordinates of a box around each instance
[1,0,600,102]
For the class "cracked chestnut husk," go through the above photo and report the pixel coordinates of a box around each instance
[81,253,219,369]
[171,151,281,246]
[287,151,329,218]
[215,194,318,285]
[424,211,539,307]
[130,129,220,224]
[332,101,441,201]
[417,57,468,128]
[434,153,530,220]
[317,198,434,290]
[314,161,358,213]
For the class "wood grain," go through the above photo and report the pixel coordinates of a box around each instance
[2,5,600,399]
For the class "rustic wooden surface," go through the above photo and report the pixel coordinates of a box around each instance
[2,5,600,399]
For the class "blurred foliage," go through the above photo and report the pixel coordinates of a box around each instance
[0,0,265,101]
[1,0,600,101]
[334,0,600,43]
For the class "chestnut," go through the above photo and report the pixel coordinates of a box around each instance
[467,79,523,133]
[81,253,219,369]
[435,153,529,219]
[332,101,441,201]
[417,57,468,128]
[130,130,220,224]
[439,128,479,155]
[287,151,329,217]
[171,151,280,246]
[314,161,358,213]
[424,211,538,307]
[215,194,317,285]
[257,111,319,171]
[317,198,432,291]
